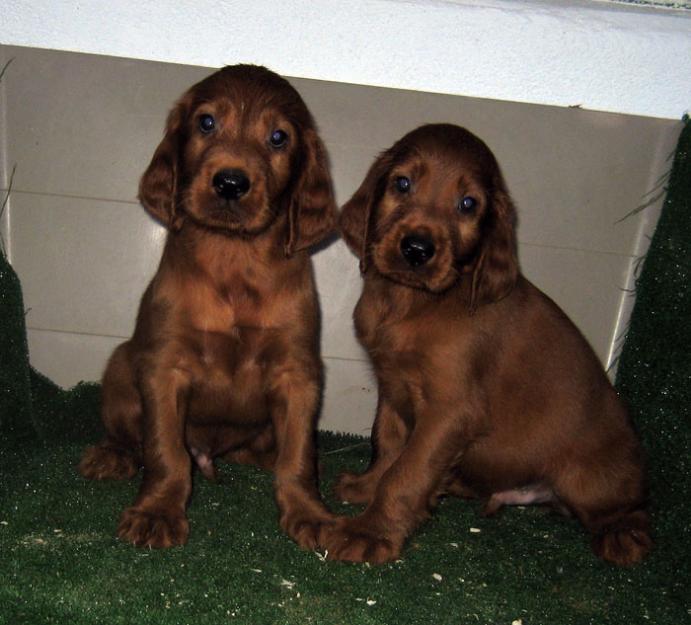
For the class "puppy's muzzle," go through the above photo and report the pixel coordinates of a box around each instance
[400,234,436,268]
[213,169,251,201]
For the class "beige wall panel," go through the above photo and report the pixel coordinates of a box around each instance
[519,244,631,365]
[27,328,121,389]
[0,65,7,191]
[313,239,368,361]
[1,57,9,249]
[321,142,378,207]
[2,45,207,202]
[320,357,377,436]
[11,192,164,337]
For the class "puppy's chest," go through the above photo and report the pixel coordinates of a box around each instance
[355,297,430,363]
[185,278,268,333]
[356,310,427,387]
[354,292,465,419]
[181,279,289,386]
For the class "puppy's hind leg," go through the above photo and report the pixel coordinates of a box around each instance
[553,452,652,566]
[79,343,143,480]
[223,424,277,471]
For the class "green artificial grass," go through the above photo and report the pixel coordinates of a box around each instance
[0,224,35,443]
[1,429,689,625]
[1,117,690,624]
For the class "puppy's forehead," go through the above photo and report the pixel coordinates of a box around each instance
[193,96,292,132]
[392,149,487,190]
[188,65,309,125]
[391,125,499,180]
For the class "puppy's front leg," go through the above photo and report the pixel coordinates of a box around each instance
[117,366,192,548]
[324,408,468,564]
[268,361,333,550]
[334,397,409,505]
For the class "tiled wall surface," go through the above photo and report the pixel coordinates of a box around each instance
[0,45,681,435]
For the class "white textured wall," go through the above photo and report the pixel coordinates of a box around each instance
[2,0,690,120]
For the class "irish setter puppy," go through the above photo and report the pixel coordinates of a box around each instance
[325,123,651,566]
[79,65,337,550]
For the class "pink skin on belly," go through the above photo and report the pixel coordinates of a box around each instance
[483,483,566,516]
[190,447,217,481]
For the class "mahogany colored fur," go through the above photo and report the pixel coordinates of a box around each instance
[79,65,337,549]
[323,124,651,566]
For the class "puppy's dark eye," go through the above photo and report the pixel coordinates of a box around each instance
[394,176,411,194]
[269,129,288,148]
[198,114,216,134]
[458,196,477,214]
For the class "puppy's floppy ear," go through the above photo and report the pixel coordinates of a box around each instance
[138,98,188,231]
[470,176,519,310]
[339,151,392,272]
[285,127,337,255]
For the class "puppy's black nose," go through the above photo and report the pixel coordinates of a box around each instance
[212,169,250,200]
[400,234,436,268]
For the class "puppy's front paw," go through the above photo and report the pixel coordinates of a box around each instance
[321,516,402,564]
[333,472,377,505]
[280,506,335,551]
[117,507,189,548]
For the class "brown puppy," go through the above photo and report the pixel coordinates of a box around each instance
[324,123,650,566]
[79,65,337,550]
